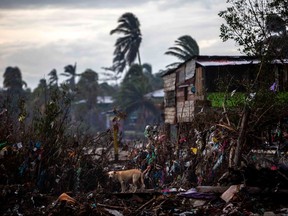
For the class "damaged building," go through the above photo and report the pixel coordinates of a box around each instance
[161,55,288,185]
[162,55,288,138]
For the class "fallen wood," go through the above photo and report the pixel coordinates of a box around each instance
[277,170,288,181]
[97,203,126,210]
[216,123,235,132]
[135,197,156,213]
[196,186,229,194]
[241,187,288,194]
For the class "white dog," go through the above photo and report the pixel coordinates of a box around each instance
[108,169,145,193]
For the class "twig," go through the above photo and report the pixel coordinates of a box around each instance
[222,102,231,126]
[135,197,156,213]
[97,203,126,210]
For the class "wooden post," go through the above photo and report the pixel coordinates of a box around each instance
[234,105,250,167]
[112,118,119,162]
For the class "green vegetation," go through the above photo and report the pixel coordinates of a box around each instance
[208,91,288,108]
[207,92,245,107]
[218,0,288,167]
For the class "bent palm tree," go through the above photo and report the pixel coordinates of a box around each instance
[61,63,78,90]
[110,12,142,74]
[100,66,121,86]
[165,35,199,68]
[48,69,58,87]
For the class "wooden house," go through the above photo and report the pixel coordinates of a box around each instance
[161,55,288,134]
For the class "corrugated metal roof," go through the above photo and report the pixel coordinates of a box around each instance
[97,96,113,104]
[74,96,114,104]
[196,60,260,66]
[161,55,288,76]
[161,55,257,76]
[145,89,164,98]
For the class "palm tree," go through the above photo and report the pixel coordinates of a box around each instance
[98,82,117,97]
[61,63,78,90]
[100,66,121,86]
[142,63,163,91]
[77,69,98,108]
[3,66,27,120]
[3,66,27,92]
[119,82,160,132]
[48,69,58,87]
[265,14,288,58]
[110,12,142,74]
[116,65,160,131]
[122,64,144,84]
[142,63,152,74]
[32,79,48,108]
[165,35,200,68]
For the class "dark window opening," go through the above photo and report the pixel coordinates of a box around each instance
[184,87,188,101]
[165,90,175,107]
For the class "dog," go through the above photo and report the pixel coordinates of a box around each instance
[108,169,145,193]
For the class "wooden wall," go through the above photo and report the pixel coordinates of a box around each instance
[163,73,176,91]
[176,100,194,122]
[175,66,206,123]
[163,61,207,124]
[163,72,176,124]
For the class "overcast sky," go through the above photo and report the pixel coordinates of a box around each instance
[0,0,240,90]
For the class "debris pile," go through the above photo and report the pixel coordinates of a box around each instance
[1,113,288,215]
[1,183,288,215]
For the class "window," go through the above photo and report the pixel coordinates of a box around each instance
[184,87,188,101]
[165,90,175,107]
[178,70,185,84]
[185,60,196,80]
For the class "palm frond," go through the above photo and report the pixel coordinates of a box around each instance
[115,36,132,47]
[110,12,142,73]
[165,50,187,60]
[126,39,141,65]
[165,35,199,67]
[110,28,130,35]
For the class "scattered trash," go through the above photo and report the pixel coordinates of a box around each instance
[178,188,216,200]
[220,184,244,202]
[1,122,288,215]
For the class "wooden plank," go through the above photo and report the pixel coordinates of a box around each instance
[195,67,203,96]
[135,197,156,213]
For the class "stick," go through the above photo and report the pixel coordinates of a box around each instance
[97,203,125,210]
[135,197,156,213]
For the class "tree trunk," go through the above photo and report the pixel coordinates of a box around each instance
[233,105,250,167]
[113,123,119,162]
[137,50,142,66]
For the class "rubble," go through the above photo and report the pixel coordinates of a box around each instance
[1,119,288,215]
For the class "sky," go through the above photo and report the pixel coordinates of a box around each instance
[0,0,240,90]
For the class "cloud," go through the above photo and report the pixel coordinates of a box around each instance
[0,37,114,89]
[0,0,149,9]
[0,0,240,90]
[156,0,225,10]
[0,0,226,10]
